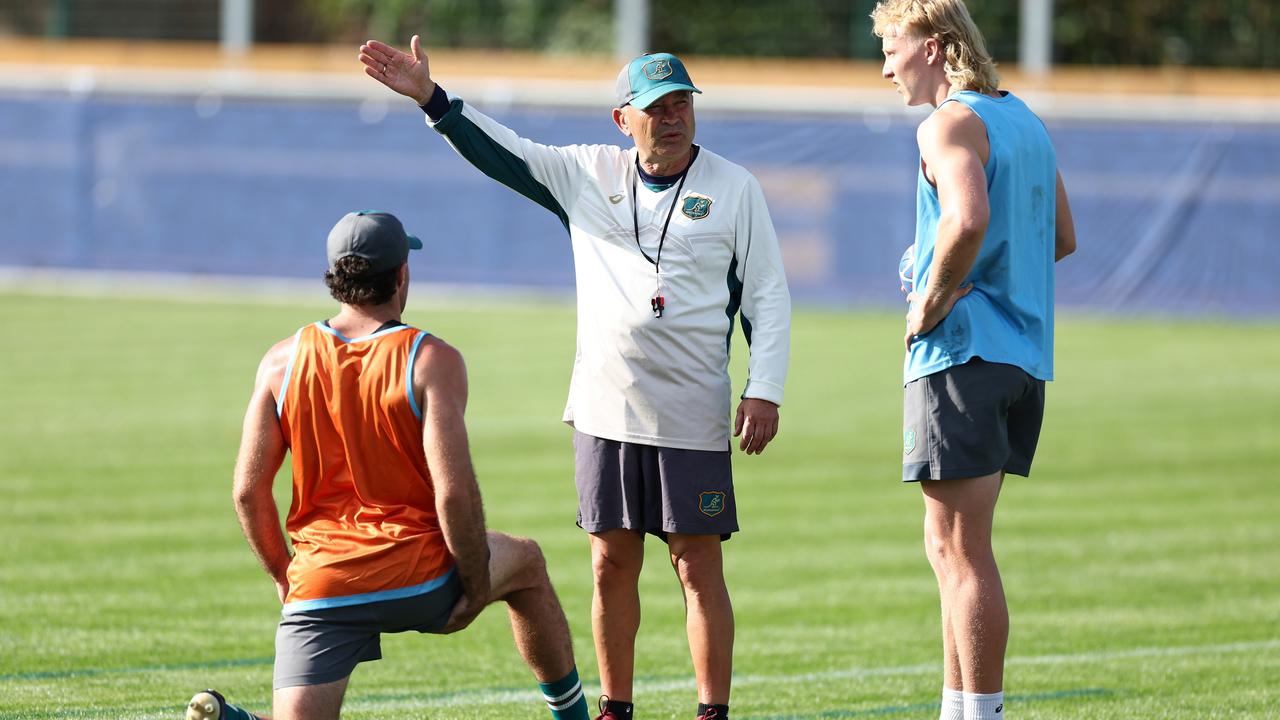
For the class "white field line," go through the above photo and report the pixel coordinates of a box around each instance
[345,639,1279,710]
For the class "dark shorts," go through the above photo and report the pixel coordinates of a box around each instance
[573,430,737,541]
[902,358,1046,482]
[273,570,463,689]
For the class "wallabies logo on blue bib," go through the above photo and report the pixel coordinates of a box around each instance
[698,491,726,517]
[682,194,713,220]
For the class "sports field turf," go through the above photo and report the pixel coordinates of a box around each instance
[1,289,1277,719]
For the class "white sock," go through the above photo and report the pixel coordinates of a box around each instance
[963,691,1004,719]
[940,687,965,720]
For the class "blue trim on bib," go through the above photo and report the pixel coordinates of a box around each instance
[276,328,304,417]
[406,331,430,420]
[281,567,457,615]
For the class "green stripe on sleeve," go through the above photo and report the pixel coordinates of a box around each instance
[432,99,570,232]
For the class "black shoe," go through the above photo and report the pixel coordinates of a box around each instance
[594,695,621,720]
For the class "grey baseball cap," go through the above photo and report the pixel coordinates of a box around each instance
[615,52,701,109]
[326,211,422,273]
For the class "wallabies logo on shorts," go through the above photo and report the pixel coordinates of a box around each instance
[681,194,713,220]
[698,491,726,517]
[903,427,917,455]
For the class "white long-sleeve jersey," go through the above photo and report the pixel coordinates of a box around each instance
[428,96,790,451]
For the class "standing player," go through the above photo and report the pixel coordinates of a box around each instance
[358,39,791,720]
[872,1,1076,718]
[187,211,590,720]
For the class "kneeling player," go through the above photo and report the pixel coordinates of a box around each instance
[188,212,588,720]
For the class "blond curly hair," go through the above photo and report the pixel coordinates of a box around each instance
[871,0,1000,95]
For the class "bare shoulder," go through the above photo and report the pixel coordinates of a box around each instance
[413,335,467,385]
[415,335,463,367]
[412,334,468,417]
[919,102,986,153]
[256,334,298,388]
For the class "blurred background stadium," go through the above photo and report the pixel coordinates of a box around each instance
[3,0,1278,65]
[1,3,1278,720]
[0,0,1277,312]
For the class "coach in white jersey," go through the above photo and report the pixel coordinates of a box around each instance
[360,37,791,720]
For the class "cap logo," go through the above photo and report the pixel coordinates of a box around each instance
[643,58,673,81]
[681,194,713,220]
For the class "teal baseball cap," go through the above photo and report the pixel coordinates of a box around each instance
[615,52,701,109]
[326,211,422,273]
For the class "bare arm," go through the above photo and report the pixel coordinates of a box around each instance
[232,339,293,603]
[906,106,989,349]
[416,339,490,626]
[1054,170,1077,261]
[360,34,435,105]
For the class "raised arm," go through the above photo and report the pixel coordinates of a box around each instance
[232,338,293,603]
[906,105,988,349]
[359,34,593,230]
[415,338,491,627]
[359,34,434,105]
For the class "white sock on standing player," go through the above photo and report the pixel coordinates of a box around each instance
[963,690,1003,719]
[940,687,964,720]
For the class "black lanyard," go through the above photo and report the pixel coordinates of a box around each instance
[630,165,688,273]
[631,158,691,317]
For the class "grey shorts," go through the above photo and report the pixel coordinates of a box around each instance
[273,570,462,689]
[573,430,737,541]
[903,358,1045,482]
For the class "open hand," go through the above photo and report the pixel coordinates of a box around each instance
[359,34,435,105]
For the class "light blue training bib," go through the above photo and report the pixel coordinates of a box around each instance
[905,91,1059,385]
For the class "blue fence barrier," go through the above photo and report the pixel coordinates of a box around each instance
[2,90,1277,315]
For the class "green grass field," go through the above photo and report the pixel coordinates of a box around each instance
[1,288,1277,719]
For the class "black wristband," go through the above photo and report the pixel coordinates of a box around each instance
[419,84,450,122]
